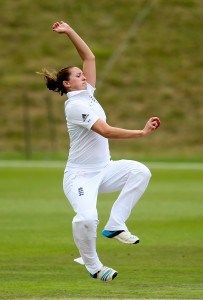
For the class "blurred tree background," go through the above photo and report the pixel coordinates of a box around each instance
[0,0,202,161]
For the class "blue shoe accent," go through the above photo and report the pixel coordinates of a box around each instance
[101,269,112,281]
[90,266,118,281]
[102,229,124,238]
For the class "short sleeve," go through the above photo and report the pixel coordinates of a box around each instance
[67,102,99,130]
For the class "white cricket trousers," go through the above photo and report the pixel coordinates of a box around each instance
[63,159,151,275]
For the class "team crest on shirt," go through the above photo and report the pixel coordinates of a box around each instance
[82,114,89,122]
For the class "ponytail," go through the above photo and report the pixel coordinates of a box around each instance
[37,67,73,96]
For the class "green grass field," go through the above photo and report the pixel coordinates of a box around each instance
[0,161,203,299]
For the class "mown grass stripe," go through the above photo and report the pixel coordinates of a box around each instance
[0,160,203,170]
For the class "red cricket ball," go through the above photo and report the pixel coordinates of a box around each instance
[153,118,161,128]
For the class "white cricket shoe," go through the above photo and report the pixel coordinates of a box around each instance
[90,266,118,282]
[102,230,140,244]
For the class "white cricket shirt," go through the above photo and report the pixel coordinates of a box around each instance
[64,83,111,169]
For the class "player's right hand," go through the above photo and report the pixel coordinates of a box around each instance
[143,117,161,134]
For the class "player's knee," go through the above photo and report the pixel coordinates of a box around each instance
[73,209,98,225]
[131,163,151,182]
[72,216,98,239]
[141,165,151,180]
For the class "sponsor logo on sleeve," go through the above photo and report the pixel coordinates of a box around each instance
[82,114,89,122]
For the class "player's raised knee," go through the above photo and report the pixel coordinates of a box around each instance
[141,164,151,179]
[131,163,151,180]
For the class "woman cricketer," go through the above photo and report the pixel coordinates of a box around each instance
[40,21,160,282]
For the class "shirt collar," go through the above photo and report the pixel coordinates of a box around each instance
[67,89,87,98]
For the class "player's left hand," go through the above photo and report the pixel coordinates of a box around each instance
[52,21,72,34]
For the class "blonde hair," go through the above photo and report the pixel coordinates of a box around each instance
[37,67,74,96]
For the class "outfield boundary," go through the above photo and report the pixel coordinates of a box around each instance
[0,160,203,170]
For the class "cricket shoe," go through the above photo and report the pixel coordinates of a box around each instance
[90,266,118,282]
[102,230,140,244]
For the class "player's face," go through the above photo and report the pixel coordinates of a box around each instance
[66,67,87,91]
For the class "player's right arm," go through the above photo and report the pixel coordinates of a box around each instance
[91,117,160,139]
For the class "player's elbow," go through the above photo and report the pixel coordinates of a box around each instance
[92,121,113,138]
[92,118,119,138]
[86,54,95,61]
[98,126,115,139]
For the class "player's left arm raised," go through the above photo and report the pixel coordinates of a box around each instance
[53,21,96,87]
